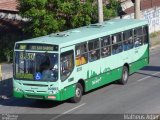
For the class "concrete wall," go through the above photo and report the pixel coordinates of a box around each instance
[0,12,28,21]
[122,7,160,33]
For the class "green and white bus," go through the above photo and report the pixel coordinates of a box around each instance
[13,19,149,103]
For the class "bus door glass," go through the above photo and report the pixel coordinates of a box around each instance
[123,30,134,61]
[60,46,75,87]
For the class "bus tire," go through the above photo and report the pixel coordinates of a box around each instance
[70,83,83,103]
[119,66,129,85]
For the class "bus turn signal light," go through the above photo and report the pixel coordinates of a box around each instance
[48,96,56,99]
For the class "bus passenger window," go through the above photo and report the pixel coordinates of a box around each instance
[112,36,117,44]
[112,43,123,55]
[143,26,149,44]
[134,38,143,47]
[128,39,134,50]
[88,39,100,62]
[101,46,111,57]
[76,54,87,66]
[123,30,133,51]
[76,43,88,66]
[123,40,129,51]
[89,49,100,62]
[101,36,111,58]
[101,36,110,47]
[134,27,143,47]
[112,33,121,44]
[112,33,123,54]
[88,39,99,51]
[61,50,74,81]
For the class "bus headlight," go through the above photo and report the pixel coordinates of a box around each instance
[49,91,58,94]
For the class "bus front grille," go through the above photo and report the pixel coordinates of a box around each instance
[25,94,44,99]
[23,83,48,87]
[37,91,46,93]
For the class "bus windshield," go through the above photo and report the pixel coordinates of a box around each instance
[14,51,58,82]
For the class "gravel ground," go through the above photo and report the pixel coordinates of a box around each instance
[150,32,160,47]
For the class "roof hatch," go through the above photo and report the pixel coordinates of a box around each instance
[49,32,69,37]
[88,24,104,28]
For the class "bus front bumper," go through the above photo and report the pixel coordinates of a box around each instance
[13,89,62,101]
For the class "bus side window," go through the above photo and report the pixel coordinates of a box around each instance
[112,33,122,55]
[134,27,143,47]
[60,50,74,81]
[101,46,111,57]
[123,30,133,51]
[75,43,88,66]
[143,26,149,44]
[88,39,100,62]
[101,36,111,57]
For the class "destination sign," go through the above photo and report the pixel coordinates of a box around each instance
[16,43,58,51]
[29,45,55,51]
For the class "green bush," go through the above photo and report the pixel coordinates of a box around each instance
[150,31,160,38]
[3,48,13,63]
[0,50,5,62]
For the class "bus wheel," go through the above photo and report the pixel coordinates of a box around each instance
[71,83,83,103]
[119,66,129,85]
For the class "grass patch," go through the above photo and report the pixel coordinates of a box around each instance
[150,31,160,38]
[151,40,159,46]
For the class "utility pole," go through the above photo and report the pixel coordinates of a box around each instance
[134,0,141,19]
[98,0,104,23]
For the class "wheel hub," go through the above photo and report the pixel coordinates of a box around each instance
[123,70,128,81]
[76,88,81,98]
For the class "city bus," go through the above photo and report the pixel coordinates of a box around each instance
[13,19,149,103]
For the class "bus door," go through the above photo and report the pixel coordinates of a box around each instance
[60,46,76,98]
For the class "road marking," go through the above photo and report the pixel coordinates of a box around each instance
[50,103,86,120]
[137,72,160,82]
[62,103,86,114]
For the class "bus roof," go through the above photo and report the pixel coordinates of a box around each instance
[16,19,148,48]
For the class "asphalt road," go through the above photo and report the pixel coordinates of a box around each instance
[0,46,160,120]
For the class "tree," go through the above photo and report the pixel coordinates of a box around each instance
[104,0,121,20]
[18,0,120,37]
